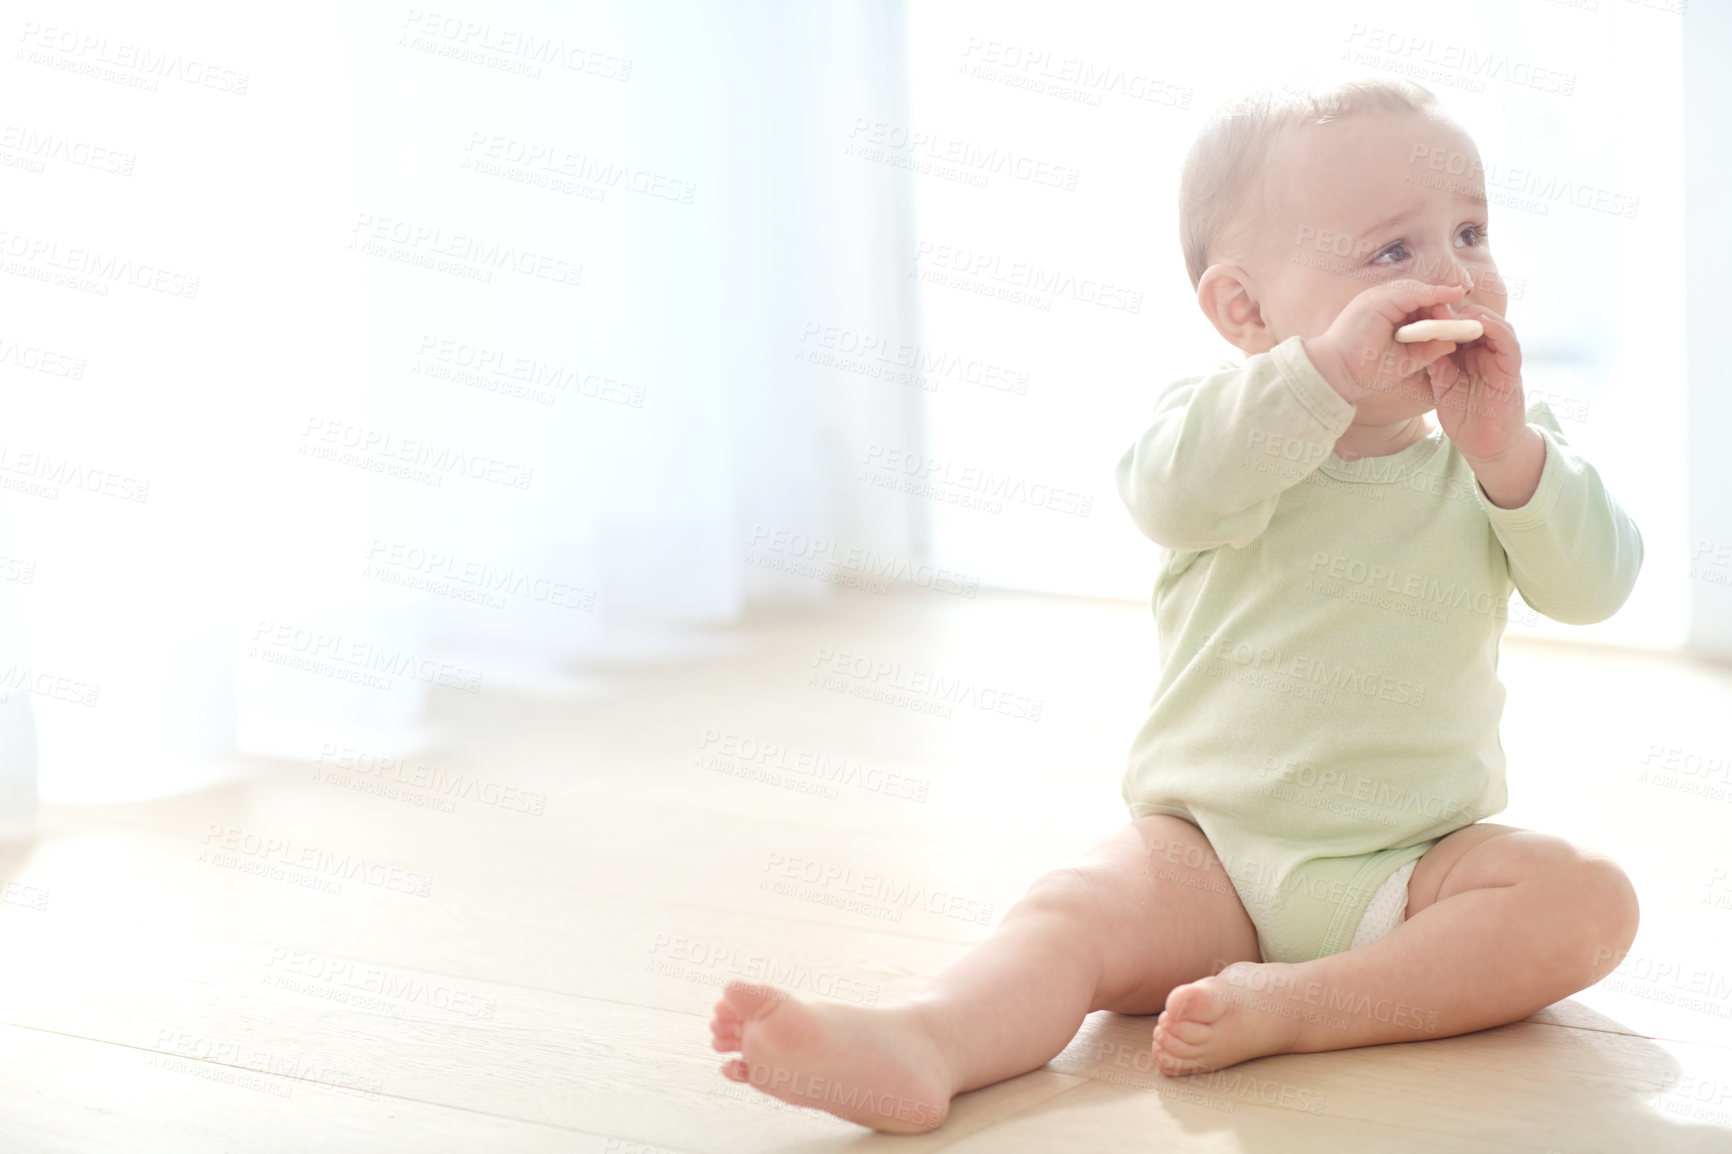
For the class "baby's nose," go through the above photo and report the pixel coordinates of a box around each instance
[1429,266,1474,305]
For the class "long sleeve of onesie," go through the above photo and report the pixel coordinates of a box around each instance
[1116,335,1357,552]
[1474,403,1643,625]
[1114,333,1646,965]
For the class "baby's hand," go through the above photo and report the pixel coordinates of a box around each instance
[1423,302,1527,464]
[1301,280,1469,407]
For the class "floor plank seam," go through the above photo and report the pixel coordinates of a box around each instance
[0,1020,619,1138]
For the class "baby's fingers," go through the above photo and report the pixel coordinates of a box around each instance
[1391,338,1458,374]
[1450,302,1516,346]
[1365,278,1469,326]
[1426,350,1462,394]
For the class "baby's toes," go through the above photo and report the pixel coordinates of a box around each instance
[1162,981,1221,1024]
[1158,1016,1213,1047]
[1152,1024,1204,1059]
[1152,1043,1207,1076]
[710,1017,743,1051]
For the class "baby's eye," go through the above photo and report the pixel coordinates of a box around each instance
[1370,241,1410,266]
[1456,223,1488,248]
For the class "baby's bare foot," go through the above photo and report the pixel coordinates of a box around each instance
[1150,962,1306,1076]
[710,979,953,1133]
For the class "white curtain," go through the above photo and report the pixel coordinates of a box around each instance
[1,0,924,807]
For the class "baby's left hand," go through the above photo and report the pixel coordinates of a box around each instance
[1421,301,1526,463]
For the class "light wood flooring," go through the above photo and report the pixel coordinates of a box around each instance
[2,586,1730,1152]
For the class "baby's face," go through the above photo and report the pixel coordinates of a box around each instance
[1239,108,1505,412]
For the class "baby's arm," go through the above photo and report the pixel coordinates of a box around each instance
[1115,336,1355,552]
[1478,400,1644,625]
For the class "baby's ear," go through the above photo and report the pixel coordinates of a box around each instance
[1196,264,1274,356]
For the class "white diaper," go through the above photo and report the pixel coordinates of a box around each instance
[1349,859,1417,950]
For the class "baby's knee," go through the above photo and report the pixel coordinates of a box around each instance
[1572,857,1639,969]
[1534,853,1639,986]
[1013,866,1111,920]
[1009,864,1156,946]
[1540,843,1638,935]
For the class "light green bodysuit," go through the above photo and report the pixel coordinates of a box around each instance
[1114,334,1643,963]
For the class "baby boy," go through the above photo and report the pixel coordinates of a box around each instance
[708,75,1644,1133]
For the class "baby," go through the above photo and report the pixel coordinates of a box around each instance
[708,75,1644,1134]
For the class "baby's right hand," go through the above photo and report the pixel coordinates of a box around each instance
[1301,280,1469,407]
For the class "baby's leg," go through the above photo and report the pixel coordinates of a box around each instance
[1152,822,1640,1074]
[709,814,1259,1133]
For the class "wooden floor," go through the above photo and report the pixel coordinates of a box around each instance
[3,586,1731,1152]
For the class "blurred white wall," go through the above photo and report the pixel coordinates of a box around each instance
[1682,0,1732,658]
[0,0,1714,809]
[0,1,926,802]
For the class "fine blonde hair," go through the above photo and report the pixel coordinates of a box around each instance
[1178,74,1440,291]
